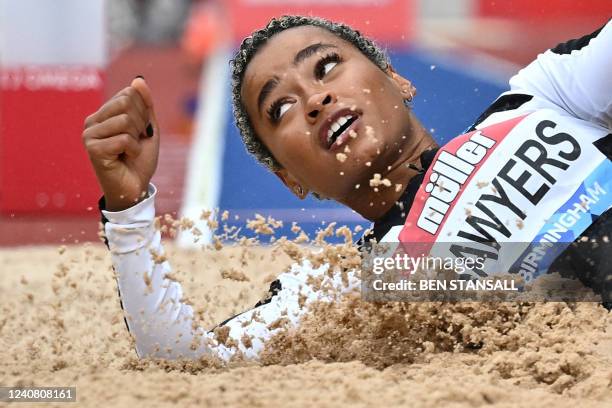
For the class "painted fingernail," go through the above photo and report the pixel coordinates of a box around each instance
[146,123,154,138]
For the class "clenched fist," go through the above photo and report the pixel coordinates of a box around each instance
[82,77,160,211]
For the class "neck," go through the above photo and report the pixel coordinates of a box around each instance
[344,112,437,222]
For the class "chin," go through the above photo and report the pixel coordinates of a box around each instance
[349,137,388,168]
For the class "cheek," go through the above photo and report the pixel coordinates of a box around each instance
[373,77,404,109]
[266,126,317,168]
[270,130,342,192]
[346,64,390,90]
[341,66,403,116]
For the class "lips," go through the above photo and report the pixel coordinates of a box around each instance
[318,108,361,152]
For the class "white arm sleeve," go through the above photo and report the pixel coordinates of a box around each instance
[102,184,223,360]
[508,19,612,129]
[102,184,359,361]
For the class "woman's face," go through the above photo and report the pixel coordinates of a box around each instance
[241,26,415,202]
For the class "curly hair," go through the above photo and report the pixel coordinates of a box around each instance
[230,15,390,172]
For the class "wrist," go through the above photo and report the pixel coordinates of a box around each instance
[104,192,149,212]
[101,184,157,222]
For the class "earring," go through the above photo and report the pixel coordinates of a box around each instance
[294,186,304,196]
[402,88,414,107]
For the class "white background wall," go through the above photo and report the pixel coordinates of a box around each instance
[0,0,106,67]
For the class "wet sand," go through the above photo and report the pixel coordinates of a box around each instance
[1,244,610,407]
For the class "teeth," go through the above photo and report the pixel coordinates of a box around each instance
[326,115,356,144]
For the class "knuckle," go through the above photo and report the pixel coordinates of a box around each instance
[117,113,131,129]
[81,127,94,143]
[114,86,130,98]
[116,95,130,112]
[118,133,131,146]
[124,86,137,98]
[85,140,100,156]
[83,114,95,130]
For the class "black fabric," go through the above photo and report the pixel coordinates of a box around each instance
[215,279,283,329]
[254,279,283,307]
[549,208,612,307]
[551,23,606,55]
[98,195,110,247]
[466,93,533,133]
[363,148,438,244]
[594,133,612,160]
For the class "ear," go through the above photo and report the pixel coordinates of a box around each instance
[386,64,417,100]
[274,168,309,199]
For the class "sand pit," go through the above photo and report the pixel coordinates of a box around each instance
[1,243,610,407]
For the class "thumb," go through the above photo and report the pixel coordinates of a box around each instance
[130,76,159,129]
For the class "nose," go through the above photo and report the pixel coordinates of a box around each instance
[306,92,334,121]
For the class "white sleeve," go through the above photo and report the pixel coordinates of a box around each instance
[214,261,360,359]
[102,184,360,361]
[102,184,225,360]
[508,20,612,129]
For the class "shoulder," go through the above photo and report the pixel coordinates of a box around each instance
[466,20,611,132]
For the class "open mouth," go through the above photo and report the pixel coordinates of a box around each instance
[326,114,359,149]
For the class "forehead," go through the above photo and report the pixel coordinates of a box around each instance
[242,26,355,91]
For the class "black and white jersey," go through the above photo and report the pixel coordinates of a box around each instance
[100,21,611,361]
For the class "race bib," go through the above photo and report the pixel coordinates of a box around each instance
[391,110,611,280]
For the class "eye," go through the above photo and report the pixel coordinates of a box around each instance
[267,99,294,123]
[315,53,342,80]
[278,102,291,118]
[322,61,337,76]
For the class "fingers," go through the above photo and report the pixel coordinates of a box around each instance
[130,77,154,110]
[83,85,149,131]
[130,77,159,137]
[84,112,147,142]
[85,133,142,162]
[82,77,159,166]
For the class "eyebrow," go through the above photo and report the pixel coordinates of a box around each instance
[257,42,338,114]
[257,76,279,115]
[293,42,337,65]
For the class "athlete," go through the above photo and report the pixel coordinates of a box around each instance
[82,16,611,361]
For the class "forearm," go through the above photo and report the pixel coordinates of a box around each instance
[101,184,360,361]
[102,184,221,359]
